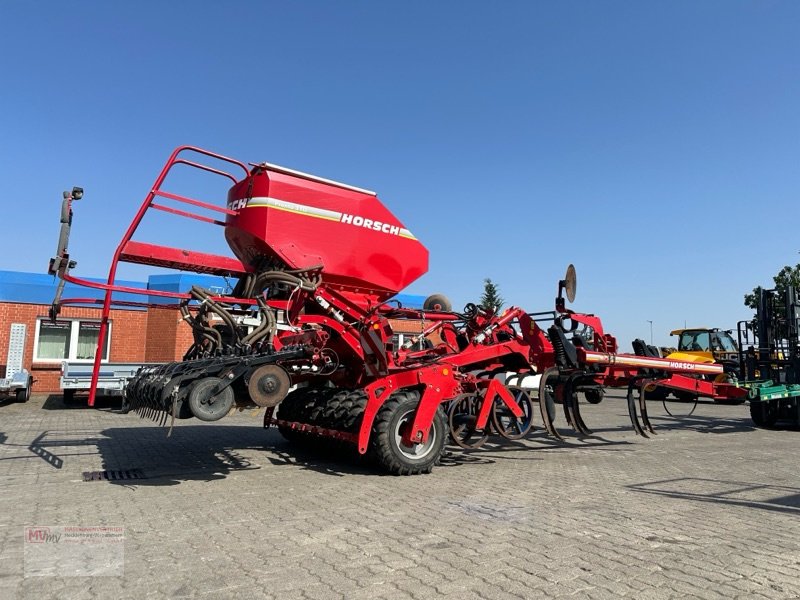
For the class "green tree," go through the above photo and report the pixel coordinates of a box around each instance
[480,278,504,314]
[744,264,800,309]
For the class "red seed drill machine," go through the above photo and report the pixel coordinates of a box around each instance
[49,147,747,474]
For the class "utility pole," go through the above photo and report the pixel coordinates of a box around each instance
[647,320,653,345]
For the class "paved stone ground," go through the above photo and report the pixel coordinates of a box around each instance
[0,392,798,599]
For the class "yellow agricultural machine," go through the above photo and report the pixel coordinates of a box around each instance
[667,328,740,372]
[644,328,741,402]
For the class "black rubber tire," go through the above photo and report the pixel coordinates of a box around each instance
[276,387,311,442]
[16,384,31,403]
[319,389,347,428]
[642,386,669,401]
[170,397,195,420]
[341,390,367,432]
[750,401,779,428]
[715,396,747,405]
[584,389,604,405]
[371,390,446,475]
[63,389,77,404]
[423,293,452,312]
[720,361,741,380]
[188,377,235,422]
[674,391,698,403]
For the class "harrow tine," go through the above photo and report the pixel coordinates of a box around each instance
[638,381,656,435]
[538,368,563,441]
[626,381,648,438]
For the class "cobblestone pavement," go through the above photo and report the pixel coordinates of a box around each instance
[0,392,798,599]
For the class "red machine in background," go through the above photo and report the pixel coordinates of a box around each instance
[49,147,747,474]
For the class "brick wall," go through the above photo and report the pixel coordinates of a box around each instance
[0,301,427,393]
[0,303,147,392]
[387,318,424,335]
[144,306,194,362]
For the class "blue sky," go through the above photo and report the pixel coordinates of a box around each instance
[1,1,798,347]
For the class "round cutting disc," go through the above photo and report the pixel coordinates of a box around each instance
[564,264,577,303]
[248,364,291,407]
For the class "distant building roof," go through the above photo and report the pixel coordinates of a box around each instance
[0,270,426,310]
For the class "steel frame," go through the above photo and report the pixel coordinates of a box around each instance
[50,145,750,465]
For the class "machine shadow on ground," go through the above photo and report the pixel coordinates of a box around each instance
[41,394,124,411]
[3,393,764,483]
[0,428,106,470]
[93,425,283,485]
[627,477,800,515]
[7,419,641,484]
[578,395,757,436]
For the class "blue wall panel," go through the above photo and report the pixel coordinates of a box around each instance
[0,270,427,311]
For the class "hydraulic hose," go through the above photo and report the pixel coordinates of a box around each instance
[241,296,277,346]
[190,286,241,346]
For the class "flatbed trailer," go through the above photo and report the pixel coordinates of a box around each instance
[1,323,32,403]
[60,361,160,403]
[0,371,32,403]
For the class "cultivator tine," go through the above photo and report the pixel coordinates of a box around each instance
[538,368,563,440]
[570,383,593,436]
[626,381,648,438]
[638,381,656,435]
[562,388,575,428]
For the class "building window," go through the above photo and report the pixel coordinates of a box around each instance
[34,319,111,363]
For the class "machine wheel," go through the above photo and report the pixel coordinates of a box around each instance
[584,389,604,404]
[448,393,489,449]
[718,361,741,380]
[641,385,669,401]
[674,391,698,403]
[307,387,337,424]
[712,369,746,405]
[491,386,534,439]
[276,387,308,442]
[371,390,446,475]
[339,389,367,431]
[188,377,235,422]
[15,382,31,403]
[63,389,78,405]
[715,396,746,405]
[750,401,779,428]
[423,293,452,312]
[318,388,347,428]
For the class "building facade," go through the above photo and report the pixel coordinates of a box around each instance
[0,270,425,393]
